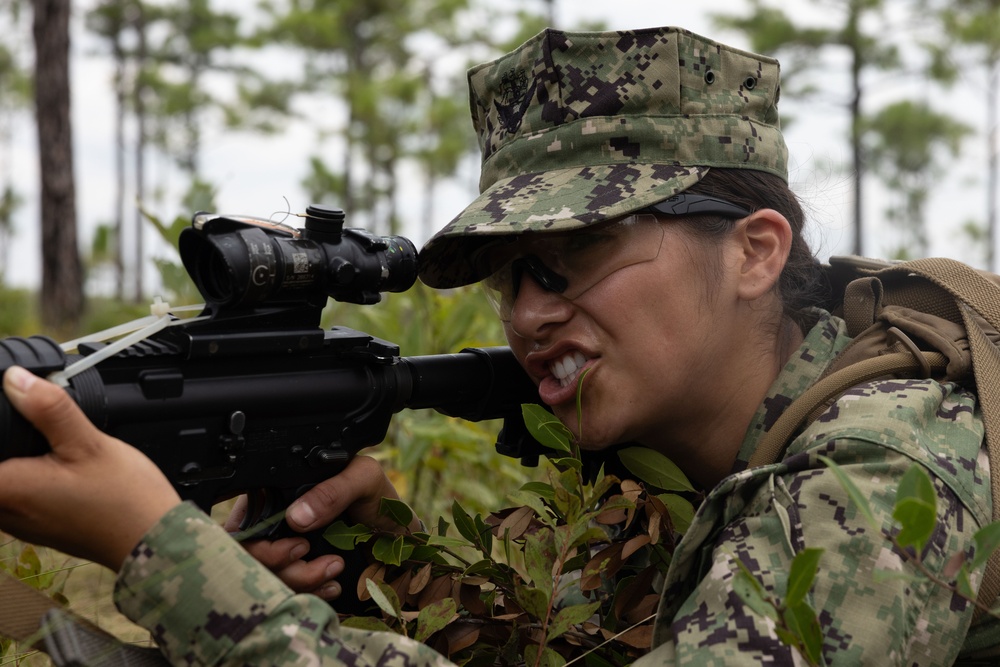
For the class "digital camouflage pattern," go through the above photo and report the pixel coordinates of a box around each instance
[634,309,989,666]
[418,26,788,289]
[115,502,454,667]
[113,310,990,666]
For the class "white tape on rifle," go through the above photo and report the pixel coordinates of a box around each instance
[49,297,208,388]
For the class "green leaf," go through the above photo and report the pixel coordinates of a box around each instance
[524,531,554,589]
[426,534,472,550]
[408,545,448,565]
[379,497,414,528]
[548,601,601,640]
[575,367,592,439]
[731,558,778,623]
[566,520,607,552]
[514,585,551,620]
[523,644,567,667]
[464,559,498,577]
[818,456,878,530]
[618,447,694,492]
[783,602,823,666]
[956,565,976,600]
[452,500,480,544]
[894,465,937,550]
[552,478,580,519]
[16,545,41,579]
[972,521,1000,570]
[510,490,555,526]
[371,535,412,566]
[785,548,822,607]
[522,403,573,453]
[323,521,374,551]
[893,497,937,551]
[774,627,802,653]
[475,514,493,555]
[659,493,696,535]
[546,456,583,471]
[597,494,637,514]
[897,465,936,506]
[414,597,457,643]
[520,481,556,499]
[872,570,924,585]
[339,616,393,633]
[366,579,402,619]
[587,473,619,507]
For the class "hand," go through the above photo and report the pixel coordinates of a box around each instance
[0,366,181,571]
[224,455,417,600]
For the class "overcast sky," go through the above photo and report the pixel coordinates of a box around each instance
[4,0,989,293]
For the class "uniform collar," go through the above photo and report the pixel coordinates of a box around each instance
[731,309,853,473]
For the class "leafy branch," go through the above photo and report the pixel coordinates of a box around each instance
[325,397,702,665]
[734,456,1000,666]
[820,456,1000,617]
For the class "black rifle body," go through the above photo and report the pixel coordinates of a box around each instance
[0,210,545,612]
[0,321,537,515]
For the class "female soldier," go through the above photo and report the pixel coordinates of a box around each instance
[0,26,988,666]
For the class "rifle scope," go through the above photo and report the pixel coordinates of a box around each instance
[180,204,418,309]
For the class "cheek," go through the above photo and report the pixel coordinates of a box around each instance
[503,325,534,378]
[502,323,523,352]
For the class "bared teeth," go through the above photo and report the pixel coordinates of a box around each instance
[550,351,588,387]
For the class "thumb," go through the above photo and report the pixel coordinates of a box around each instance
[286,455,415,533]
[3,366,98,457]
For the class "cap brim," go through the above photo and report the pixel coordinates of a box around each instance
[419,163,708,288]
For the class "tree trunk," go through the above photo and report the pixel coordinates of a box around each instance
[32,0,84,334]
[113,41,126,300]
[987,54,998,271]
[133,4,147,302]
[848,0,864,256]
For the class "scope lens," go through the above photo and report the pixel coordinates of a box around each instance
[181,215,419,309]
[381,236,418,293]
[198,244,236,304]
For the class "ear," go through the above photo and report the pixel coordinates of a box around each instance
[734,208,792,301]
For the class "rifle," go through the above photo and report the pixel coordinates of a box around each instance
[0,205,543,612]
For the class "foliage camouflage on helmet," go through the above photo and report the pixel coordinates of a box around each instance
[418,26,789,288]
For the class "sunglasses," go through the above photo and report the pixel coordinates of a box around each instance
[478,194,752,321]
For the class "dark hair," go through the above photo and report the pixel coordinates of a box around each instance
[675,169,827,328]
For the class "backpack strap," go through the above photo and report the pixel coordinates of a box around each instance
[879,258,1000,618]
[748,350,949,468]
[748,256,1000,618]
[0,570,168,666]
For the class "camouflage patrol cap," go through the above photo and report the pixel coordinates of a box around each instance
[418,26,788,289]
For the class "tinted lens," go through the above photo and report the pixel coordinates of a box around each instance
[479,214,665,321]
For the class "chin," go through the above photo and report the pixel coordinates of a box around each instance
[575,439,616,452]
[564,421,621,451]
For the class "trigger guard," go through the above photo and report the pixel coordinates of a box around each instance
[238,489,284,539]
[236,485,317,541]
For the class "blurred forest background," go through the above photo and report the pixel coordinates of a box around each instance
[1,0,999,338]
[0,0,999,659]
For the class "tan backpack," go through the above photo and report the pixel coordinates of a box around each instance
[747,256,1000,659]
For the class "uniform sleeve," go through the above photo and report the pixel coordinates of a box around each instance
[634,442,983,667]
[114,502,456,667]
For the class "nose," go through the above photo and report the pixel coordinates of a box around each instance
[507,271,573,339]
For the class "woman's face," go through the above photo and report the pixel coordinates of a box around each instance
[501,220,751,453]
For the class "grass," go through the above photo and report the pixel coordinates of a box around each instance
[0,502,240,664]
[0,548,150,666]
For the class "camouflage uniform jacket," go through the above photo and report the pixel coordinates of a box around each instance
[114,310,989,666]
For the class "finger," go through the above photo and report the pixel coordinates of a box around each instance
[271,555,345,599]
[286,455,393,532]
[223,495,249,532]
[3,367,101,458]
[239,536,312,570]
